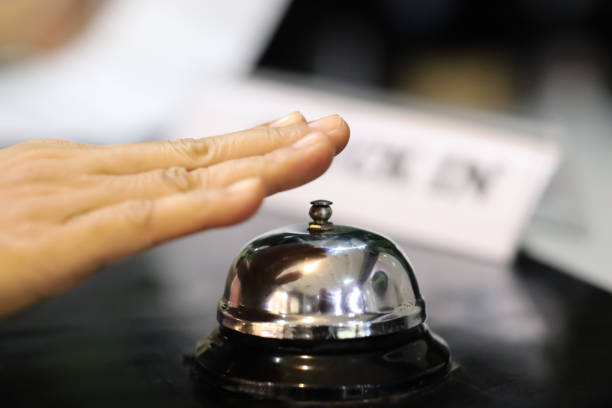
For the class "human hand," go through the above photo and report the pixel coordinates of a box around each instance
[0,111,350,317]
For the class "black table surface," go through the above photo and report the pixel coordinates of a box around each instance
[1,211,611,407]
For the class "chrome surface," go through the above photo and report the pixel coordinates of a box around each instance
[308,199,334,233]
[218,219,426,340]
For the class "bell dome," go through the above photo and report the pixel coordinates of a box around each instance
[218,200,426,340]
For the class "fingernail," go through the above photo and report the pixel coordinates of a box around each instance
[292,132,327,148]
[307,114,342,134]
[227,178,260,192]
[269,111,304,127]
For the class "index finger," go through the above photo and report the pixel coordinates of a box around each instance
[89,114,350,175]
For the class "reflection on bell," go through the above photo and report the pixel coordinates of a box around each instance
[190,200,451,402]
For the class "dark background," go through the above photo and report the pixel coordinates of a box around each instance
[258,0,612,112]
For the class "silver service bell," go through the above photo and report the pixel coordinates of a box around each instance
[191,200,452,403]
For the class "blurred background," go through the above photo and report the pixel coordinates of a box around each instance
[0,0,610,290]
[259,0,612,112]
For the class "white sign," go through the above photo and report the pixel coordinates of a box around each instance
[173,78,560,263]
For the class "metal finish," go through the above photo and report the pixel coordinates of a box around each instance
[218,220,426,340]
[308,200,334,233]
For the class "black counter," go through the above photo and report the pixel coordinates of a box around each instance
[1,211,611,407]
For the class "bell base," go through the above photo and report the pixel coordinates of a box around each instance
[188,325,451,402]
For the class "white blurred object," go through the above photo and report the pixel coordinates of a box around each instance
[524,53,612,293]
[172,77,560,263]
[0,0,288,144]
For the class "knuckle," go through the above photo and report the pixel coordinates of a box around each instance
[170,138,211,165]
[122,199,154,228]
[160,166,193,191]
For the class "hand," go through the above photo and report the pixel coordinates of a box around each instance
[0,111,350,317]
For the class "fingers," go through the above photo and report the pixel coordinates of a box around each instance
[198,131,335,195]
[36,131,334,218]
[54,179,264,276]
[259,111,306,127]
[72,131,333,213]
[3,128,337,224]
[90,113,349,175]
[308,114,350,154]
